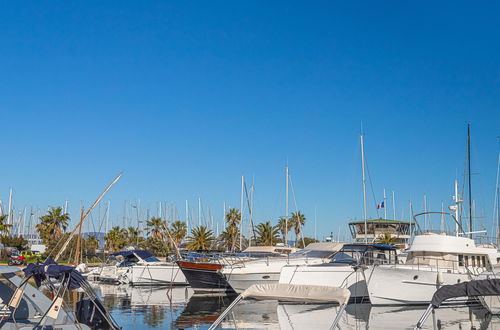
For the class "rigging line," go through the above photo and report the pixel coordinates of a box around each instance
[243,182,257,241]
[492,150,500,242]
[288,175,305,247]
[363,153,380,219]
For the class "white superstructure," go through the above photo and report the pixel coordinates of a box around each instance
[223,242,343,293]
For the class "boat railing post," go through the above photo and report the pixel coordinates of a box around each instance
[209,294,244,329]
[414,304,434,330]
[329,303,347,330]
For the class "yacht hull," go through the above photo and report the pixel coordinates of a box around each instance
[367,265,471,305]
[177,261,236,294]
[124,263,188,285]
[279,264,370,301]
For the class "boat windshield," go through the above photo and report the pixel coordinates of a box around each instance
[330,246,368,265]
[329,245,397,265]
[143,256,161,263]
[289,249,335,259]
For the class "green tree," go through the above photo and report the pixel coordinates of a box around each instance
[0,235,28,250]
[0,215,12,234]
[255,221,280,246]
[224,208,241,252]
[377,232,397,245]
[85,235,100,256]
[105,226,128,252]
[186,226,214,251]
[169,221,187,249]
[37,207,70,245]
[277,217,291,244]
[290,211,306,247]
[218,226,240,251]
[146,217,166,240]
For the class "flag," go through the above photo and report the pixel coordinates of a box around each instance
[377,201,385,209]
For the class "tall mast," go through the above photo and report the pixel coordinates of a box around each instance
[392,191,396,220]
[7,188,12,228]
[494,148,500,244]
[285,166,289,246]
[383,189,387,219]
[453,179,461,236]
[360,135,367,243]
[105,200,110,234]
[240,175,245,250]
[467,124,473,238]
[185,200,189,234]
[198,197,201,227]
[423,194,427,231]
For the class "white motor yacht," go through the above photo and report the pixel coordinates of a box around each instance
[366,232,500,305]
[279,243,400,302]
[99,249,187,285]
[223,242,343,293]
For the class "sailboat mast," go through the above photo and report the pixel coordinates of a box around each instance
[239,175,245,250]
[467,124,473,238]
[185,200,189,234]
[285,166,289,246]
[383,189,387,219]
[360,135,367,243]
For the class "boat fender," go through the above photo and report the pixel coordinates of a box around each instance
[437,271,444,286]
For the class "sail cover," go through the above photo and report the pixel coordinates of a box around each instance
[241,283,350,304]
[24,258,85,290]
[112,249,153,260]
[431,279,500,307]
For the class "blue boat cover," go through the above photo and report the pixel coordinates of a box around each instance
[23,258,85,290]
[111,249,153,260]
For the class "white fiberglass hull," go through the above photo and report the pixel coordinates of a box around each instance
[224,258,327,293]
[279,264,369,300]
[123,263,187,285]
[98,265,127,283]
[367,265,471,305]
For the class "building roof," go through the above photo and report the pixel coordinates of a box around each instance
[349,218,413,225]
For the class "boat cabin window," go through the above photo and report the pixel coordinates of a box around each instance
[465,255,469,266]
[458,255,464,266]
[482,256,487,267]
[472,256,476,267]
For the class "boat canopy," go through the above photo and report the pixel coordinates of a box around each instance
[0,265,24,274]
[112,250,154,260]
[303,242,344,252]
[24,258,85,290]
[431,279,500,308]
[242,283,350,304]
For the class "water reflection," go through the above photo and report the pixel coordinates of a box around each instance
[88,283,500,329]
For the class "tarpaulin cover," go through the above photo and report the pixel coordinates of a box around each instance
[23,258,85,290]
[242,283,351,304]
[431,279,500,307]
[112,250,153,260]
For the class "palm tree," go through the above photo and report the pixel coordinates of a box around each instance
[0,214,12,234]
[127,226,141,245]
[377,232,397,245]
[105,226,128,252]
[290,211,306,247]
[146,217,166,240]
[277,217,291,244]
[218,226,240,251]
[169,221,187,248]
[224,208,241,252]
[37,207,70,244]
[186,226,214,251]
[255,221,280,246]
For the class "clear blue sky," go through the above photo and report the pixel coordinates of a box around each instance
[1,1,499,240]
